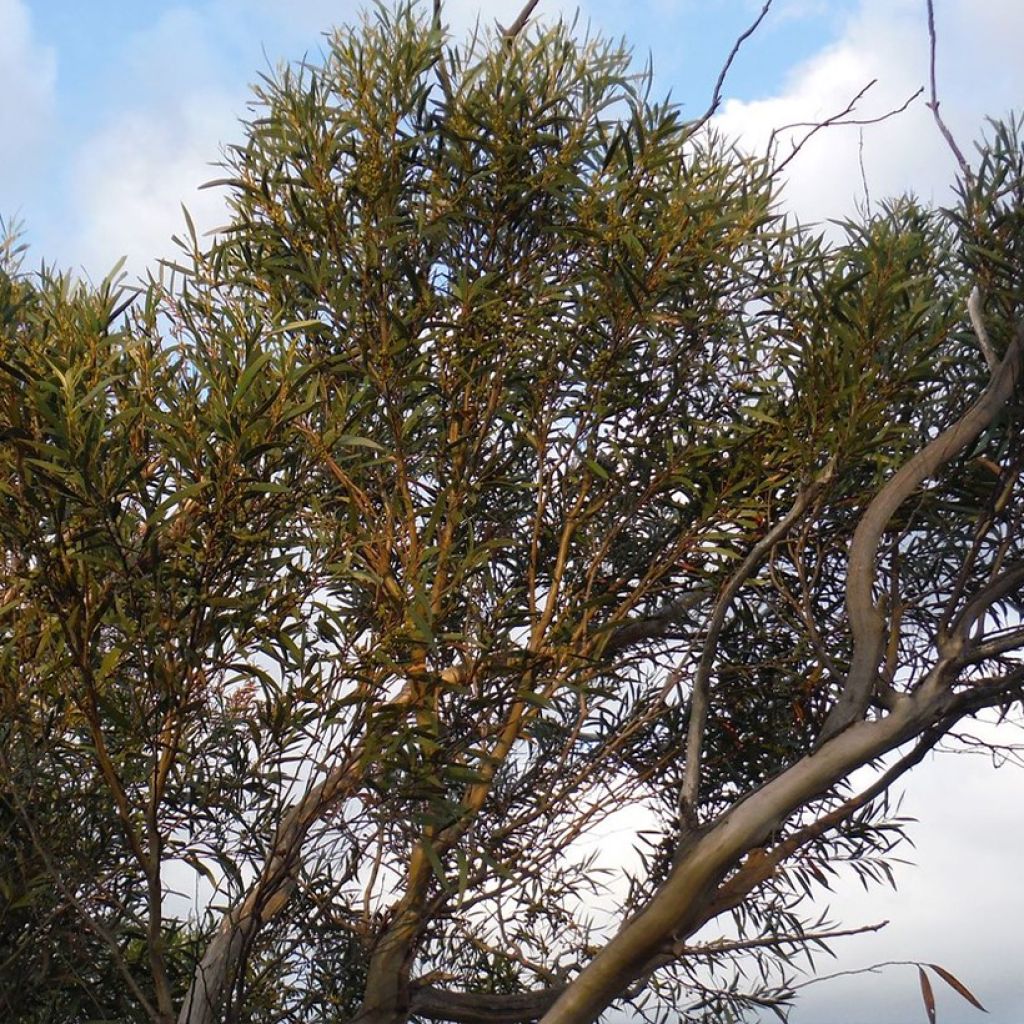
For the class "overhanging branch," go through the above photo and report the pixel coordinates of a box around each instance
[820,320,1024,742]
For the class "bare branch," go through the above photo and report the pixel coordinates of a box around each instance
[668,919,888,961]
[925,0,972,183]
[960,663,1024,699]
[772,82,923,175]
[961,627,1024,663]
[858,127,872,212]
[688,1,774,136]
[502,0,541,42]
[681,463,835,818]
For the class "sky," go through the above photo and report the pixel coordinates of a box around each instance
[3,0,1024,1021]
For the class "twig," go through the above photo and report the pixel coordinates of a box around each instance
[793,958,933,991]
[669,919,888,961]
[688,1,775,135]
[772,82,924,175]
[925,0,972,184]
[858,128,872,213]
[624,920,889,1006]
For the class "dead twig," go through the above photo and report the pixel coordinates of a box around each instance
[771,81,923,175]
[502,0,541,42]
[925,0,972,184]
[688,1,774,136]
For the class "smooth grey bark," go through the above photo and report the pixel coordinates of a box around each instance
[538,686,949,1024]
[176,754,362,1024]
[820,321,1024,742]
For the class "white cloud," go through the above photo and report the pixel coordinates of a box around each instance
[56,6,250,278]
[714,0,1024,229]
[57,0,578,279]
[65,93,240,279]
[0,0,57,200]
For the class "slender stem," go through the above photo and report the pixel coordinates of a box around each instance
[925,0,972,182]
[681,469,832,817]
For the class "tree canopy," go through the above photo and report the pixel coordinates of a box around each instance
[1,3,1023,1023]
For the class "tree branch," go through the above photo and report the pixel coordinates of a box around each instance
[687,1,774,136]
[771,81,923,175]
[665,919,888,963]
[819,321,1024,742]
[177,752,364,1024]
[948,559,1024,653]
[925,0,972,183]
[411,983,562,1023]
[681,464,835,818]
[502,0,541,42]
[959,627,1024,664]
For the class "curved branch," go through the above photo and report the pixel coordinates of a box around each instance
[177,752,364,1024]
[820,321,1024,742]
[948,559,1024,652]
[681,464,835,817]
[771,82,922,175]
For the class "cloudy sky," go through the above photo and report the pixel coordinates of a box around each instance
[3,0,1023,1021]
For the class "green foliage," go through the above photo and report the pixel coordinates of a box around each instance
[2,6,1023,1023]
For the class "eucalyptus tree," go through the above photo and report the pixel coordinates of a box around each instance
[1,3,1023,1023]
